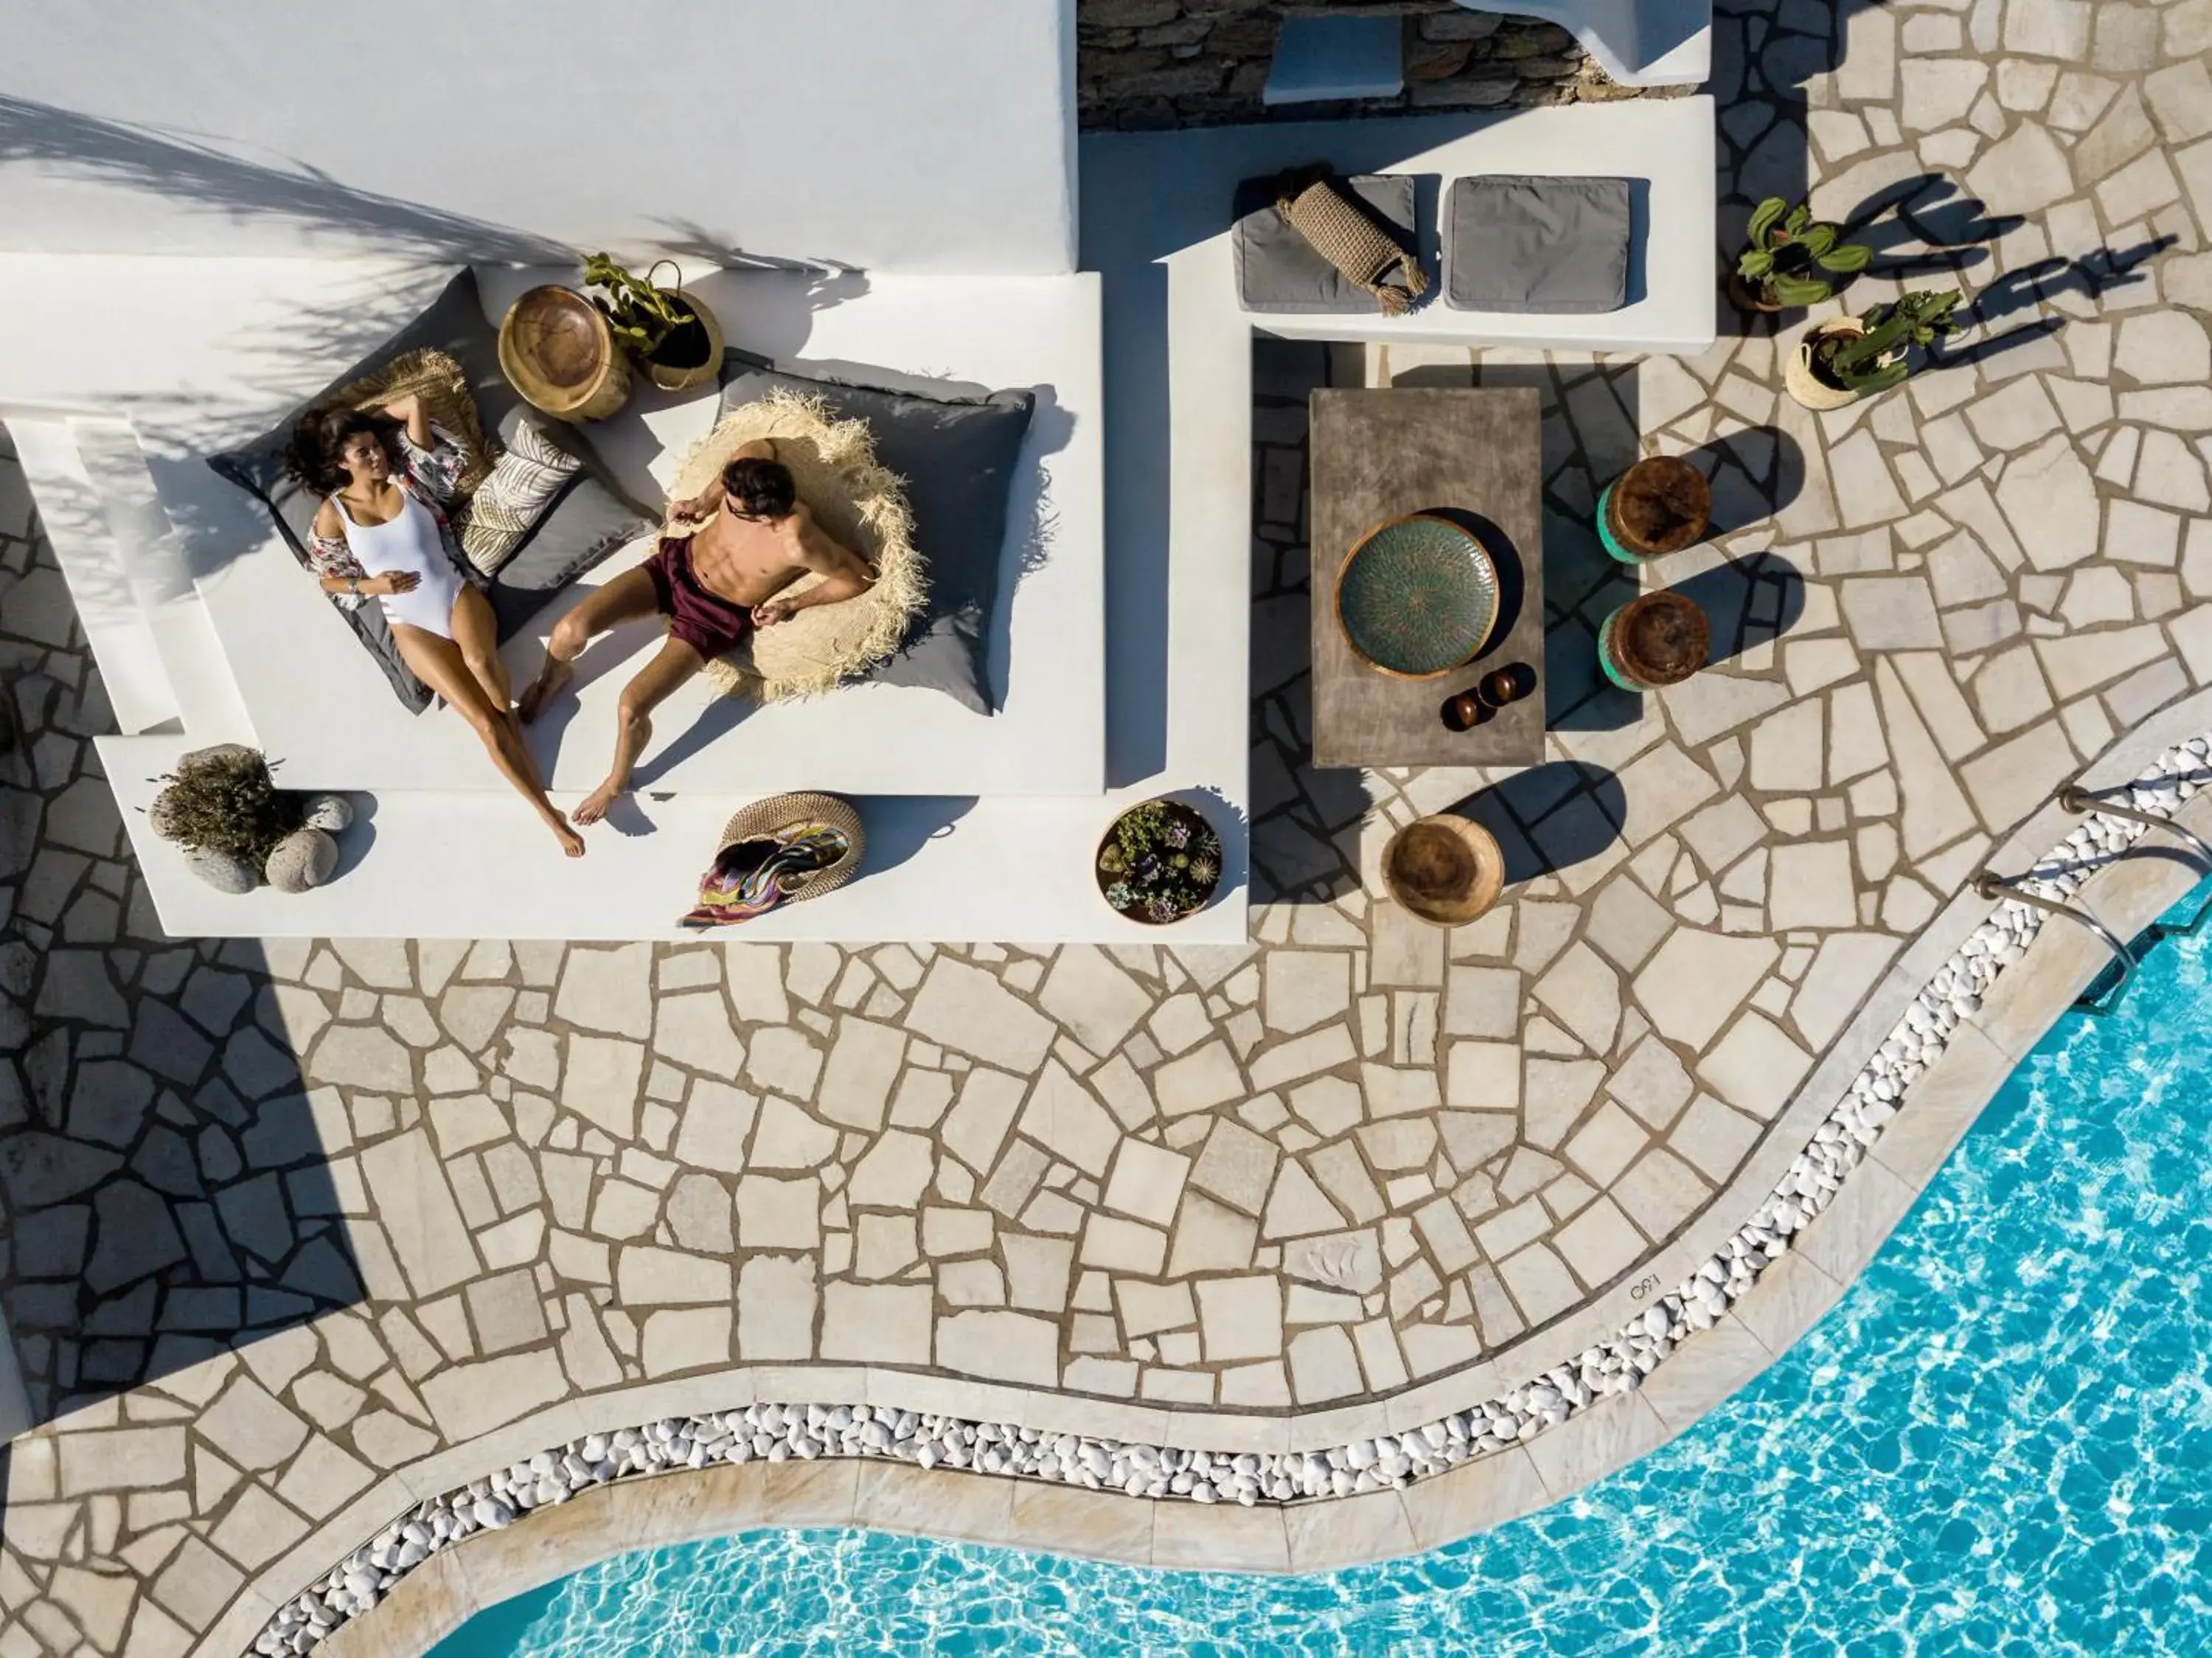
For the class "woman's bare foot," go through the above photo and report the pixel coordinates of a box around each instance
[573,779,623,827]
[546,812,586,858]
[518,656,573,724]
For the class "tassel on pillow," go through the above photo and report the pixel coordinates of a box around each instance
[1276,175,1430,316]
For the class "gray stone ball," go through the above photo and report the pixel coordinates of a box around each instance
[184,846,258,894]
[265,828,338,894]
[304,793,354,833]
[181,741,257,768]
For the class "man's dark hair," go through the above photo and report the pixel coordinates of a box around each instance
[721,456,796,520]
[283,406,403,495]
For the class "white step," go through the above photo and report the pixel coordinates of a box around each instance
[3,409,254,741]
[4,412,178,734]
[97,733,1249,944]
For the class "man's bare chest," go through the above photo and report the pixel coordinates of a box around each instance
[691,522,799,606]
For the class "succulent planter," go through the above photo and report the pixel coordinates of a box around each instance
[1785,318,1874,411]
[1597,592,1711,690]
[1096,798,1221,925]
[1596,456,1712,563]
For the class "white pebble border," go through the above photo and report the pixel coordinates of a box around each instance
[254,742,2212,1656]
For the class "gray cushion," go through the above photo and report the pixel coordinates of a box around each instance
[481,405,654,640]
[1445,176,1635,314]
[206,268,651,712]
[1235,173,1420,314]
[717,351,1035,714]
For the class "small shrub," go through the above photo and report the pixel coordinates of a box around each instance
[155,748,302,863]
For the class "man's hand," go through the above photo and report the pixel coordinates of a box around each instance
[668,495,712,527]
[751,600,795,628]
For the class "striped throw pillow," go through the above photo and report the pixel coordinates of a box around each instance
[457,419,581,574]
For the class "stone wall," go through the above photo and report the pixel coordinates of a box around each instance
[1077,1,1649,131]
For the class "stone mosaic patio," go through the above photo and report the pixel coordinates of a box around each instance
[5,0,2212,1651]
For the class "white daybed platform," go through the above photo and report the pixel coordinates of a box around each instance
[6,96,1712,943]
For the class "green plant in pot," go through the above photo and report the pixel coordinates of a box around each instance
[1733,197,1873,312]
[1096,799,1222,925]
[582,254,725,393]
[1786,288,1964,410]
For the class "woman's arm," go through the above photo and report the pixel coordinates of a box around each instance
[382,391,434,451]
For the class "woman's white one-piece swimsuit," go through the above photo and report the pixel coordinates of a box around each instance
[332,487,464,639]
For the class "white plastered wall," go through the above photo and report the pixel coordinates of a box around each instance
[0,0,1076,273]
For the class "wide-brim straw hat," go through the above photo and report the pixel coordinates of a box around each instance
[714,793,866,906]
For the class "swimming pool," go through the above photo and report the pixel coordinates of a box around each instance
[436,898,2212,1657]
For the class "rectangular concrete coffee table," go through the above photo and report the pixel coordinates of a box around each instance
[1308,387,1544,768]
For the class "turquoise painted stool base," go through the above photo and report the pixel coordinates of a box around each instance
[1595,479,1647,566]
[1596,605,1650,690]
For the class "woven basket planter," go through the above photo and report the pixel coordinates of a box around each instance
[641,285,725,392]
[714,793,865,907]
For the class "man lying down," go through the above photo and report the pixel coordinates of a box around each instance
[516,443,874,825]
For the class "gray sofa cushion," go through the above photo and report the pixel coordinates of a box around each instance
[717,350,1035,714]
[479,404,654,641]
[1445,175,1635,314]
[206,268,652,712]
[1235,173,1420,314]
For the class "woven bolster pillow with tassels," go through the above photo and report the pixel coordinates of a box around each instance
[1276,178,1429,316]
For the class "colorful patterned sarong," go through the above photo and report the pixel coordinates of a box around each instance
[680,823,850,929]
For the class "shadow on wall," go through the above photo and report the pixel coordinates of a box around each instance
[0,482,366,1440]
[0,94,571,263]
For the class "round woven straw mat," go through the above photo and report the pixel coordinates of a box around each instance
[665,390,924,701]
[718,792,866,903]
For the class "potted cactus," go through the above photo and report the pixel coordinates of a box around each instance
[1731,197,1874,313]
[1785,289,1964,410]
[583,254,725,393]
[1096,798,1222,925]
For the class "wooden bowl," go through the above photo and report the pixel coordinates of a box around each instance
[498,285,630,421]
[1382,814,1504,927]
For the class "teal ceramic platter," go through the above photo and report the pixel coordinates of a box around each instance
[1335,513,1500,679]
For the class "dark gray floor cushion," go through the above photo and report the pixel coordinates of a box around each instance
[717,350,1035,714]
[1446,176,1635,313]
[1235,173,1419,313]
[480,405,654,642]
[206,268,651,712]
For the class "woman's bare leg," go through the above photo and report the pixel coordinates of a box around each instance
[397,625,584,858]
[518,564,664,724]
[449,586,544,791]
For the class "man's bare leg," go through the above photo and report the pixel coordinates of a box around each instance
[519,566,661,724]
[574,638,705,827]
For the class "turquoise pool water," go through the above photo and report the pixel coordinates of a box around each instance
[437,907,2212,1657]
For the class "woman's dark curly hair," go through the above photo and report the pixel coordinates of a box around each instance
[283,405,403,496]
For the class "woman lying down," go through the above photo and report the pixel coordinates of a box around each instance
[287,395,583,857]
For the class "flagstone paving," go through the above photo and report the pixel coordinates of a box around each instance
[6,0,2212,1649]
